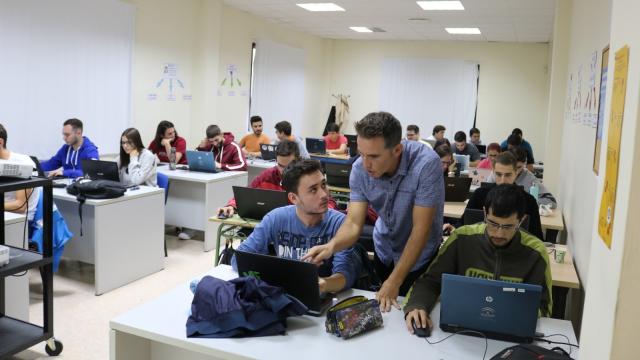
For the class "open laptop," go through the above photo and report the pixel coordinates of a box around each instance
[185,150,217,173]
[440,274,542,343]
[476,144,487,154]
[325,163,351,188]
[345,134,358,157]
[235,250,333,316]
[81,159,119,182]
[445,177,472,202]
[260,143,277,161]
[425,139,437,148]
[306,138,326,155]
[453,154,470,171]
[470,168,492,187]
[232,186,289,221]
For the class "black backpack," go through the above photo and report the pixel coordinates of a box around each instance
[66,179,127,235]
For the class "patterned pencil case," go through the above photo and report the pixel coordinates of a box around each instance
[325,295,383,339]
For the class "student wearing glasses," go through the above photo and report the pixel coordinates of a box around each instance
[118,128,157,187]
[434,143,455,177]
[404,184,553,334]
[476,142,501,169]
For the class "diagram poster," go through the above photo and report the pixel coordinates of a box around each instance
[598,45,629,248]
[593,46,609,175]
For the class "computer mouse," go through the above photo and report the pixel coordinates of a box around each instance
[217,212,229,219]
[412,319,431,338]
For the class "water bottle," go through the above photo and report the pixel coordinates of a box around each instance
[529,182,539,202]
[169,147,177,170]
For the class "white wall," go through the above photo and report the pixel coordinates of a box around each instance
[327,40,550,161]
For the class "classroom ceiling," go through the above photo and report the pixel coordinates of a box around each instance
[224,0,556,42]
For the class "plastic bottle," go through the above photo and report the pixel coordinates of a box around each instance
[169,147,177,170]
[529,182,539,202]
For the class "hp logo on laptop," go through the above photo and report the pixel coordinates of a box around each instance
[485,296,493,303]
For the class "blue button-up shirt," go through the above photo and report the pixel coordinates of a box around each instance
[349,140,444,271]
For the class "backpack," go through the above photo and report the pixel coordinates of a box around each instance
[66,179,127,235]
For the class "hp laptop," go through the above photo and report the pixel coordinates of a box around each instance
[345,134,358,157]
[186,150,217,173]
[232,186,289,221]
[235,250,333,316]
[325,163,351,188]
[306,138,326,155]
[440,274,542,343]
[81,159,119,182]
[476,144,487,154]
[453,154,470,171]
[260,143,277,161]
[445,177,472,202]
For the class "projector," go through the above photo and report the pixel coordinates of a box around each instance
[0,245,9,267]
[0,161,33,179]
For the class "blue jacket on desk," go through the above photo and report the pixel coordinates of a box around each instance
[41,136,99,178]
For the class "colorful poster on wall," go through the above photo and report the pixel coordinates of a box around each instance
[598,45,629,248]
[593,46,609,175]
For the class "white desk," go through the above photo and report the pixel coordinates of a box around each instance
[157,168,248,252]
[110,265,579,360]
[4,212,28,321]
[246,159,275,185]
[53,186,165,295]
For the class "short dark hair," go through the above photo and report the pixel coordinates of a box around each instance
[469,127,480,136]
[0,124,7,147]
[206,125,221,139]
[484,184,527,219]
[354,112,402,149]
[510,147,528,163]
[119,128,146,169]
[250,116,263,125]
[275,121,292,136]
[512,128,523,137]
[487,142,501,153]
[326,123,340,133]
[454,131,466,143]
[507,134,523,147]
[432,125,446,135]
[407,124,419,133]
[275,140,300,159]
[154,120,176,147]
[282,159,323,194]
[434,144,452,159]
[64,118,83,131]
[434,138,451,149]
[494,151,517,169]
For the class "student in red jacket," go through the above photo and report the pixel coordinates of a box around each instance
[148,120,187,164]
[196,125,247,171]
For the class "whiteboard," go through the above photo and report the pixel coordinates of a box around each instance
[0,0,134,158]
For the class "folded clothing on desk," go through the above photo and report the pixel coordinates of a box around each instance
[186,275,308,338]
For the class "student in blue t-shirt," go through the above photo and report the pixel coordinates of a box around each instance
[304,112,445,312]
[232,159,360,293]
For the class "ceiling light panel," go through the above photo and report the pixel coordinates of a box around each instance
[417,1,465,11]
[296,3,345,12]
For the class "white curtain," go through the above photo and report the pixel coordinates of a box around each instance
[379,58,479,139]
[250,39,305,139]
[0,0,134,158]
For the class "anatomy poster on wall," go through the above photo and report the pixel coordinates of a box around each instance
[593,46,609,175]
[598,45,628,248]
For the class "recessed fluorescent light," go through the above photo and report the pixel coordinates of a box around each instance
[350,27,373,33]
[297,3,345,12]
[417,1,465,11]
[446,27,481,34]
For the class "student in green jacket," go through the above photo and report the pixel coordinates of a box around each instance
[403,184,552,335]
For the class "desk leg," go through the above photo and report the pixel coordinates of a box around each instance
[552,286,568,319]
[214,224,224,266]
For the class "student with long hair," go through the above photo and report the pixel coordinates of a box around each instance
[148,120,187,164]
[118,128,157,187]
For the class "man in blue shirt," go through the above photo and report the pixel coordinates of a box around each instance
[232,159,360,293]
[41,118,99,178]
[304,112,444,312]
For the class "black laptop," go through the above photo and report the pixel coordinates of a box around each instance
[325,163,351,188]
[476,144,487,154]
[232,186,289,220]
[306,138,326,155]
[235,250,333,316]
[445,177,472,202]
[345,134,358,157]
[81,159,119,182]
[260,144,277,161]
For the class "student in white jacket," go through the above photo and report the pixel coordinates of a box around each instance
[117,128,158,187]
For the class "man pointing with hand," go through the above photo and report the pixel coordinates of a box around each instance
[303,112,444,312]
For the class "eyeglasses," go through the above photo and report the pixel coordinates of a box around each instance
[488,153,498,158]
[484,214,525,232]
